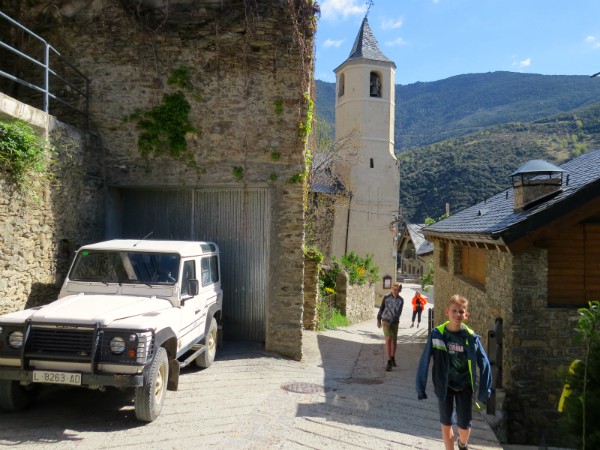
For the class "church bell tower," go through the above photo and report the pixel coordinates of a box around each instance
[331,17,400,299]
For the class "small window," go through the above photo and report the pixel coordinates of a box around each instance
[338,73,345,97]
[439,242,448,268]
[201,255,220,286]
[370,71,381,97]
[181,260,196,296]
[461,246,486,286]
[370,158,374,168]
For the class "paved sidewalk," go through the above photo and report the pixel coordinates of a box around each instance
[0,283,504,449]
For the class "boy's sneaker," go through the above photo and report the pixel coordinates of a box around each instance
[386,360,392,371]
[457,438,468,450]
[391,357,397,367]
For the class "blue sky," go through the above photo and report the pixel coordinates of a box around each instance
[315,0,600,85]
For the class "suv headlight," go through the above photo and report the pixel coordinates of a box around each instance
[8,331,24,349]
[109,336,126,354]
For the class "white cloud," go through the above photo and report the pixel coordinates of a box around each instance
[519,58,531,68]
[382,17,403,30]
[512,57,531,70]
[385,37,407,47]
[320,0,367,20]
[323,39,345,48]
[586,35,600,49]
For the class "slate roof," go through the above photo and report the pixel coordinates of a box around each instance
[311,166,346,194]
[404,223,434,256]
[335,18,395,71]
[422,149,600,245]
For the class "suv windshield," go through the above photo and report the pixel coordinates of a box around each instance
[70,250,180,285]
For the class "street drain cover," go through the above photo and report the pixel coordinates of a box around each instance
[281,382,329,394]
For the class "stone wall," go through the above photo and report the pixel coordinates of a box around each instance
[335,271,375,324]
[5,1,316,359]
[0,94,105,315]
[433,242,582,446]
[506,249,581,445]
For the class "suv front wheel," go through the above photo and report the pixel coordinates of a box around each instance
[135,347,169,422]
[0,380,38,412]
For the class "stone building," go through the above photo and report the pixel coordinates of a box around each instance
[422,151,600,445]
[0,1,317,360]
[331,18,400,300]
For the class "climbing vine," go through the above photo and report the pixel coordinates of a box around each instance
[282,0,318,188]
[288,91,314,184]
[273,99,284,115]
[232,166,245,181]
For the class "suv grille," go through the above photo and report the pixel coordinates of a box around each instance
[27,327,95,361]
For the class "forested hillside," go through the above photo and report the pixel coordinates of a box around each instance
[398,101,600,222]
[315,72,600,150]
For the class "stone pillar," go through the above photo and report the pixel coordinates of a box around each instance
[334,270,349,315]
[303,257,319,330]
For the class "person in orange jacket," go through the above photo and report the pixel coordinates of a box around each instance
[411,291,428,328]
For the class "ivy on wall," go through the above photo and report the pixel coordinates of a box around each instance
[126,66,198,167]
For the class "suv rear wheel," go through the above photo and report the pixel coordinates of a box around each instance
[135,347,168,422]
[196,317,217,369]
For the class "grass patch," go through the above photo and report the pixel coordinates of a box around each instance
[316,295,348,331]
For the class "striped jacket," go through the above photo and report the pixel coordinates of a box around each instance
[416,321,492,404]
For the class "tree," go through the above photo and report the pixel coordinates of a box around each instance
[305,114,361,254]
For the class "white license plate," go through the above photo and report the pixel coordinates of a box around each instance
[33,370,82,386]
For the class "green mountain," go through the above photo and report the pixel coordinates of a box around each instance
[315,71,600,151]
[398,102,600,222]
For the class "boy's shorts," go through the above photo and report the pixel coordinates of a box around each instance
[438,387,473,429]
[382,321,398,340]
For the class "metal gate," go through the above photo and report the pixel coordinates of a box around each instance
[109,187,270,342]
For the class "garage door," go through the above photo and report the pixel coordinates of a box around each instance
[110,187,270,342]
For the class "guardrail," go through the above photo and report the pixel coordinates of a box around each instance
[0,10,89,128]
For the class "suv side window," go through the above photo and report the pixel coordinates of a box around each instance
[181,260,196,296]
[201,255,219,286]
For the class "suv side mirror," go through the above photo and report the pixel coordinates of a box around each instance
[188,279,199,296]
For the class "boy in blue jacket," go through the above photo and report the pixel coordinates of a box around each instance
[416,295,492,450]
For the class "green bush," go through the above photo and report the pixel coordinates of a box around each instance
[339,252,379,286]
[561,301,600,449]
[0,120,47,187]
[318,251,380,295]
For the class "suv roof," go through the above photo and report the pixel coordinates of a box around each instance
[80,239,219,257]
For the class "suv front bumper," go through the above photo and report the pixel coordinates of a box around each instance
[0,367,144,388]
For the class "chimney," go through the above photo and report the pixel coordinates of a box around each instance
[511,160,564,212]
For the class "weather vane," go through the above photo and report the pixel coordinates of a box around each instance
[366,0,374,18]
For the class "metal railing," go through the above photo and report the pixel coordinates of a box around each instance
[0,10,89,128]
[427,307,434,333]
[486,317,503,414]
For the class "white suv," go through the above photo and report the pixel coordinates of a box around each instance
[0,239,223,422]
